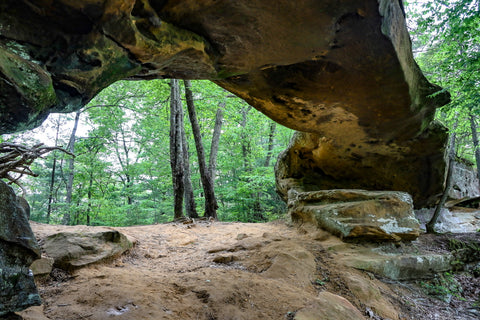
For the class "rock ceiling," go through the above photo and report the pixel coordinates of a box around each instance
[0,0,449,206]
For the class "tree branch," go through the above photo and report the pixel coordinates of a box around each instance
[0,142,74,195]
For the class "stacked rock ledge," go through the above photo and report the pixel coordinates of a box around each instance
[288,189,421,242]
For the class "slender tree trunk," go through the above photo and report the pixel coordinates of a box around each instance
[86,171,93,226]
[46,115,61,224]
[46,156,57,224]
[264,121,277,167]
[122,132,133,206]
[114,126,134,207]
[427,113,459,233]
[469,114,480,184]
[238,105,264,220]
[180,103,199,218]
[62,110,81,225]
[125,174,133,205]
[240,105,252,170]
[183,80,218,219]
[169,79,185,220]
[73,187,82,225]
[209,102,225,179]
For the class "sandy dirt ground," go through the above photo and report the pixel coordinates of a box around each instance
[15,220,480,320]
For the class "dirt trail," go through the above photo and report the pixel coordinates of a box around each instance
[17,220,480,320]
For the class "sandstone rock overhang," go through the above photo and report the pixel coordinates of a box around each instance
[0,0,449,205]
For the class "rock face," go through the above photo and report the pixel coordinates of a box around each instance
[276,128,448,208]
[43,230,132,270]
[344,273,399,320]
[288,189,421,241]
[416,207,480,233]
[0,0,448,207]
[449,161,480,200]
[294,292,365,320]
[0,181,41,316]
[0,2,452,311]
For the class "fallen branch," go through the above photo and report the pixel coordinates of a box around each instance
[0,142,74,195]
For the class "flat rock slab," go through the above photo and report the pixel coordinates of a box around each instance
[320,231,480,281]
[288,189,420,241]
[345,253,453,280]
[43,230,132,271]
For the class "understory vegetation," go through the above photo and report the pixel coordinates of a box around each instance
[406,0,479,166]
[3,80,293,225]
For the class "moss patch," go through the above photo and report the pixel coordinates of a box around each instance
[0,44,56,112]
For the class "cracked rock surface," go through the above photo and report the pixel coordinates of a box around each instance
[0,181,41,316]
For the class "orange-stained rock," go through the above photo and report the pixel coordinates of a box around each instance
[0,0,448,206]
[294,292,365,320]
[287,189,421,241]
[276,129,448,208]
[43,230,132,271]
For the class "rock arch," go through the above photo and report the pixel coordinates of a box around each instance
[0,0,448,206]
[0,0,450,314]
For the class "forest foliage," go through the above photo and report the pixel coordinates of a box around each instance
[3,80,293,226]
[405,0,479,165]
[1,1,478,226]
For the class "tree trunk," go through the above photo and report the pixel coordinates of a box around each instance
[264,121,277,167]
[469,114,480,184]
[240,105,252,170]
[74,195,82,225]
[115,125,134,207]
[62,110,81,225]
[180,102,199,219]
[46,115,61,224]
[426,113,459,233]
[86,171,93,226]
[169,79,185,220]
[209,102,225,179]
[125,174,133,205]
[46,156,57,224]
[183,80,218,219]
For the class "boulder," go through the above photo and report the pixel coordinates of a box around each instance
[449,161,480,200]
[43,230,132,270]
[30,257,54,276]
[416,207,480,233]
[0,181,41,316]
[288,189,420,241]
[294,292,364,320]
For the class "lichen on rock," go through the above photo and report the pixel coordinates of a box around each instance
[43,230,133,271]
[287,189,421,241]
[0,181,41,316]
